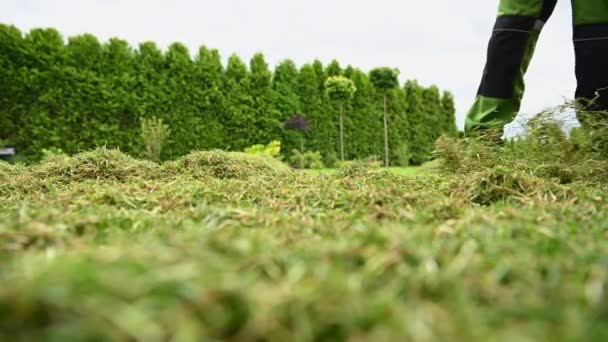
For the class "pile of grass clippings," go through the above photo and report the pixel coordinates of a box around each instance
[31,147,164,182]
[451,166,574,205]
[336,160,388,178]
[2,115,608,341]
[435,113,608,186]
[0,160,22,176]
[168,150,292,179]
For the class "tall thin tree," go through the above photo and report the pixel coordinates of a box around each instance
[324,76,356,161]
[370,67,400,167]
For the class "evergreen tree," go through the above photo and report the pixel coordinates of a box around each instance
[223,54,254,150]
[99,38,137,153]
[162,42,198,157]
[387,86,411,166]
[404,80,429,165]
[347,68,381,159]
[249,53,281,145]
[325,60,342,77]
[310,60,337,163]
[0,25,457,163]
[18,28,67,156]
[273,59,301,116]
[273,59,302,154]
[0,25,24,144]
[312,59,327,92]
[193,46,225,149]
[298,63,328,159]
[101,38,132,74]
[63,33,107,152]
[22,28,65,69]
[423,85,444,142]
[343,65,355,78]
[134,41,165,133]
[441,91,458,136]
[407,84,443,164]
[66,34,103,71]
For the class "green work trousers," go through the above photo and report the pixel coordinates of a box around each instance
[466,0,608,133]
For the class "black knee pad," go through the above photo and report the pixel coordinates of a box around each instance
[574,24,608,111]
[477,16,537,99]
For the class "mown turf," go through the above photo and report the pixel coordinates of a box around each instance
[303,166,421,176]
[1,133,608,341]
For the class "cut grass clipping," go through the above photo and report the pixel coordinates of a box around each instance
[1,117,608,341]
[168,150,291,179]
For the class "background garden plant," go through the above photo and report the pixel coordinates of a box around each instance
[140,116,170,163]
[0,24,457,164]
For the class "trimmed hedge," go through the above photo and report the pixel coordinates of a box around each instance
[0,24,457,164]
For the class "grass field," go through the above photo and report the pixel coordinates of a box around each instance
[303,166,421,176]
[1,130,608,341]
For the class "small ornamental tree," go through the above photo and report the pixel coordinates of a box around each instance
[284,114,311,153]
[370,67,400,167]
[325,76,356,161]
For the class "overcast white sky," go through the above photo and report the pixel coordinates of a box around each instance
[1,0,577,129]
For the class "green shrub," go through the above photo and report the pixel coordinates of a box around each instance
[393,142,411,167]
[290,149,306,169]
[306,151,325,169]
[141,117,170,163]
[323,150,339,169]
[0,138,13,147]
[289,149,324,169]
[244,141,281,158]
[41,147,67,161]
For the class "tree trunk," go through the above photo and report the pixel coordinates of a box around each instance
[299,136,305,169]
[340,102,345,161]
[383,94,389,167]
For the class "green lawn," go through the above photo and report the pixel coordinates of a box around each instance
[302,166,421,176]
[1,147,608,341]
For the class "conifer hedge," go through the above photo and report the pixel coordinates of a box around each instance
[0,24,458,164]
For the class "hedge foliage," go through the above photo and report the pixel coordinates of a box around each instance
[0,24,457,164]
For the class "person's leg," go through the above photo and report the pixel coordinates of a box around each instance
[465,0,558,134]
[572,0,608,117]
